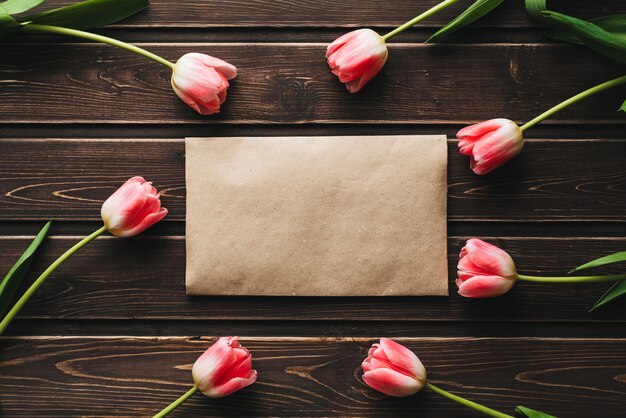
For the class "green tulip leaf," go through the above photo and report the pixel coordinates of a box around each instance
[568,250,626,311]
[525,0,626,64]
[0,0,46,14]
[569,250,626,274]
[0,221,51,318]
[620,98,626,112]
[550,14,626,44]
[591,281,626,311]
[524,0,547,21]
[427,0,504,43]
[540,10,626,64]
[515,405,558,418]
[19,0,149,30]
[0,7,20,39]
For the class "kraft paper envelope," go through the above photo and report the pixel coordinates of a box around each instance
[185,135,448,296]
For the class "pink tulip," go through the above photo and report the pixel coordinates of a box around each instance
[192,336,257,398]
[457,239,518,298]
[326,29,388,93]
[171,53,237,115]
[361,338,427,397]
[457,118,524,175]
[101,176,168,237]
[359,340,526,417]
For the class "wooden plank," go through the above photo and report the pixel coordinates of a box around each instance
[1,236,624,322]
[0,336,624,417]
[2,123,626,141]
[28,0,616,28]
[1,139,626,222]
[0,44,623,124]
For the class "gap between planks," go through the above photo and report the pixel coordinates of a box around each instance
[4,235,626,241]
[2,335,626,342]
[1,138,625,143]
[6,42,561,47]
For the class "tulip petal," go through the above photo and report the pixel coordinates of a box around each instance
[215,346,253,385]
[457,250,482,274]
[457,275,515,298]
[172,53,237,115]
[172,84,204,114]
[471,123,523,174]
[204,370,258,398]
[141,181,157,195]
[193,53,237,80]
[464,239,516,278]
[326,29,363,58]
[122,193,161,229]
[192,337,240,392]
[173,65,229,114]
[100,176,168,237]
[365,356,401,372]
[326,28,387,93]
[217,356,252,384]
[371,344,390,362]
[367,343,379,357]
[102,181,147,222]
[345,53,387,93]
[101,178,154,235]
[119,207,168,237]
[457,119,523,174]
[457,118,510,141]
[362,368,423,397]
[379,338,425,378]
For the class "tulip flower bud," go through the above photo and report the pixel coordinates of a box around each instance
[457,238,518,298]
[192,336,257,398]
[171,53,237,115]
[101,176,168,237]
[361,338,427,397]
[326,29,388,93]
[457,118,524,175]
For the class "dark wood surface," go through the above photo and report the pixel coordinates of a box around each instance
[1,44,624,124]
[2,139,626,221]
[1,1,625,417]
[1,337,625,417]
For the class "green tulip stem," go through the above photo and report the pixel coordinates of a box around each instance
[426,382,514,418]
[20,24,175,69]
[517,273,626,283]
[520,74,626,132]
[153,386,198,418]
[0,225,107,336]
[382,0,458,41]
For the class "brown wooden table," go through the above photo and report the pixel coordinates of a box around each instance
[1,1,625,416]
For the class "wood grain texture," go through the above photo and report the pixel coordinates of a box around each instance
[0,236,623,323]
[0,43,624,124]
[1,139,625,222]
[25,0,618,28]
[0,337,624,417]
[1,1,625,417]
